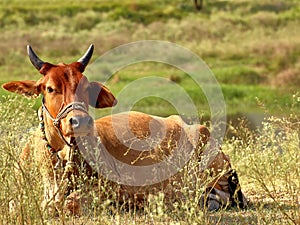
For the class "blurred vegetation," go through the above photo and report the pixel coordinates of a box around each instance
[0,0,299,118]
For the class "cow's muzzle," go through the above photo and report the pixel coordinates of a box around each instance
[69,114,93,132]
[42,99,93,146]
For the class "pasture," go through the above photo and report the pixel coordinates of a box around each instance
[0,0,299,224]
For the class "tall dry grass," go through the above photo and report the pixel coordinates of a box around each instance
[0,95,299,224]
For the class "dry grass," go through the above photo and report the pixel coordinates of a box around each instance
[0,95,299,224]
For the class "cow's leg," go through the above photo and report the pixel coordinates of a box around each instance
[41,168,82,215]
[227,170,247,209]
[200,187,230,211]
[64,189,93,215]
[198,144,247,210]
[39,164,68,215]
[41,177,59,214]
[200,170,247,210]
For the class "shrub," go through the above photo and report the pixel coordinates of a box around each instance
[225,95,300,225]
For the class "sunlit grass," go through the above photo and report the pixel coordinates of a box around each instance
[0,95,299,224]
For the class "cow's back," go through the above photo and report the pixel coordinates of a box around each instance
[94,111,193,166]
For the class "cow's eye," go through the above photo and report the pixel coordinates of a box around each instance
[46,87,54,93]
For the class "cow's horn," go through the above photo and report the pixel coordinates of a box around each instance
[27,45,45,71]
[77,44,94,68]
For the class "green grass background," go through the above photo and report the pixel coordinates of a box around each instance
[1,0,299,118]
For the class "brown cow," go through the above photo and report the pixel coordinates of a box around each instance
[2,45,247,215]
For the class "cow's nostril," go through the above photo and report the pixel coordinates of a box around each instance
[69,117,80,129]
[69,116,93,131]
[87,116,93,128]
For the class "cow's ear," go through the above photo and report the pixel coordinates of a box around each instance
[88,82,117,108]
[2,80,40,98]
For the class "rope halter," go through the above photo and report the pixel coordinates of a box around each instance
[41,98,89,148]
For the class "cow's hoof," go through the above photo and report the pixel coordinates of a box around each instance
[207,199,220,211]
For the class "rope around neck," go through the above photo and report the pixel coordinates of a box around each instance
[41,98,88,147]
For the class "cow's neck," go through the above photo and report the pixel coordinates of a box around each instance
[39,107,66,151]
[44,114,66,150]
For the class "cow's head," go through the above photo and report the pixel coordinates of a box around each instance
[2,45,116,139]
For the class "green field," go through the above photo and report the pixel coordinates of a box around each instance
[0,0,299,224]
[1,0,300,116]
